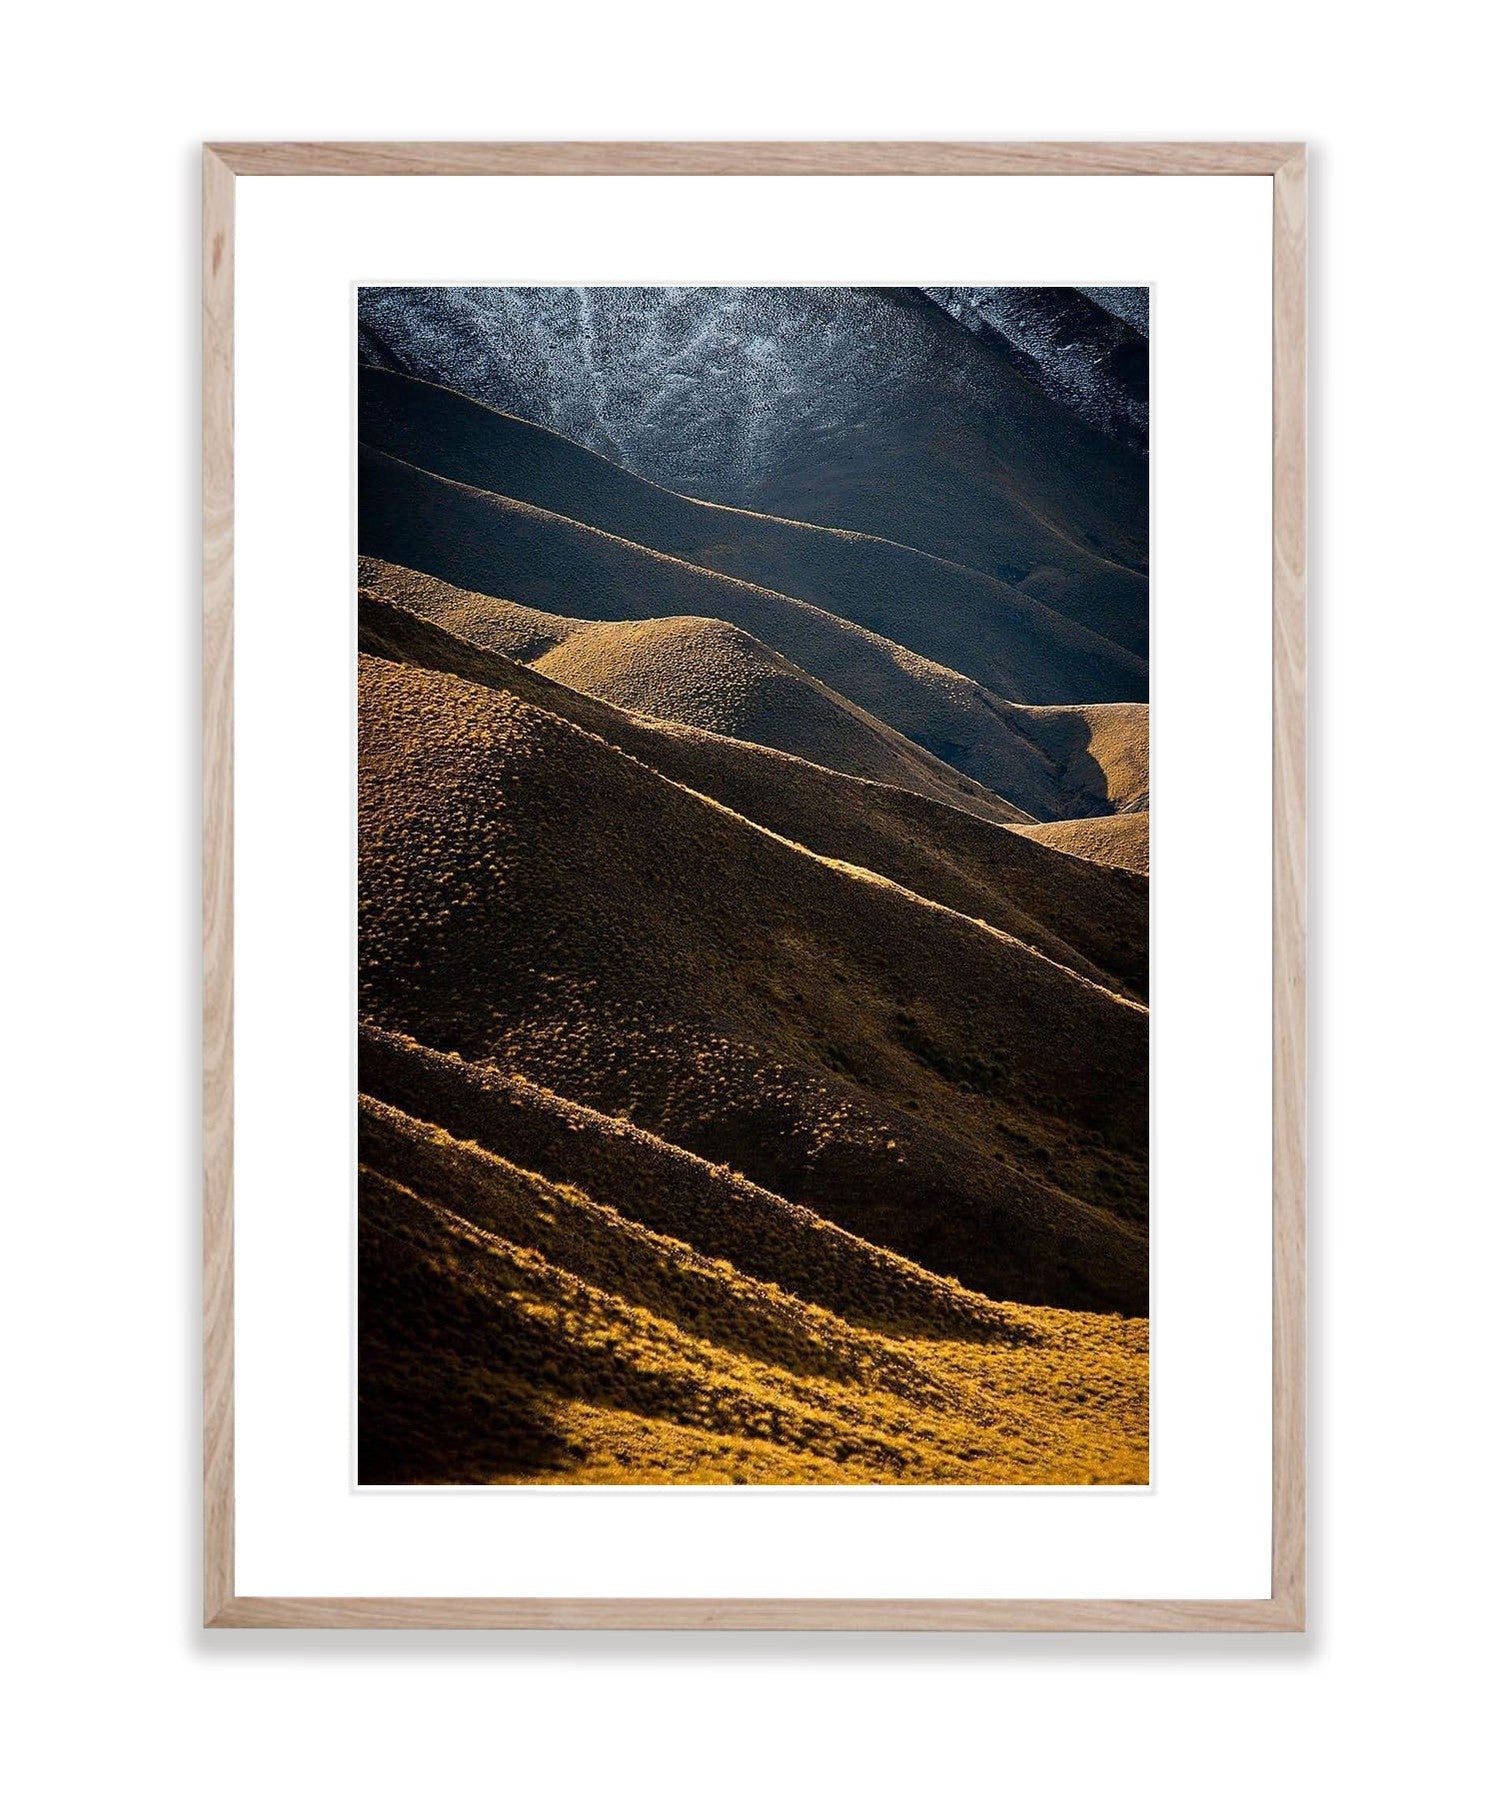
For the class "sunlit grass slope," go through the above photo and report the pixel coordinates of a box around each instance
[359,1095,1149,1486]
[1015,813,1151,877]
[1014,701,1150,816]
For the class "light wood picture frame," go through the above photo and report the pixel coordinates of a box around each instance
[203,140,1306,1631]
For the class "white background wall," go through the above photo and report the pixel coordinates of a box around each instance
[5,5,1493,1793]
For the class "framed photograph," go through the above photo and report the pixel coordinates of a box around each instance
[204,141,1305,1629]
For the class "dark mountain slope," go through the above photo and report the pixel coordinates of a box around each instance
[923,287,1148,452]
[357,287,1148,652]
[358,365,1147,694]
[357,454,1125,821]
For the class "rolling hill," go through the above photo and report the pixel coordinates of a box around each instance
[358,590,1148,998]
[354,284,1151,1487]
[356,459,1128,822]
[359,651,1148,1314]
[359,1098,1148,1486]
[358,565,1032,824]
[531,614,1000,802]
[1015,813,1152,877]
[361,1025,1025,1341]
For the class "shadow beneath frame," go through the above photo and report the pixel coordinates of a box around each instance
[192,1623,1318,1667]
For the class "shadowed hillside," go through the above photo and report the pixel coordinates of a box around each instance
[1014,701,1151,816]
[360,653,1147,1314]
[359,590,1147,998]
[356,470,1122,822]
[359,365,1148,691]
[359,287,1150,652]
[362,1027,1025,1342]
[925,286,1148,452]
[359,561,1034,824]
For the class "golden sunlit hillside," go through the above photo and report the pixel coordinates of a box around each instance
[358,588,1146,996]
[360,1095,1147,1486]
[359,653,1148,1313]
[1016,812,1152,876]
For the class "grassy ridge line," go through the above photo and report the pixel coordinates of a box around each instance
[529,617,1009,816]
[359,364,1149,691]
[358,447,1108,822]
[359,589,1148,999]
[358,1108,1150,1486]
[361,1095,992,1392]
[359,569,1028,829]
[359,655,1148,1312]
[361,1026,1025,1343]
[1016,814,1152,877]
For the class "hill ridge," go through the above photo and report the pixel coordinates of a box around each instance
[358,561,1034,825]
[357,287,1150,649]
[357,455,1120,821]
[358,586,1149,1000]
[360,651,1148,1313]
[358,606,1132,1009]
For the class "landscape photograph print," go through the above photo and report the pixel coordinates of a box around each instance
[356,285,1150,1486]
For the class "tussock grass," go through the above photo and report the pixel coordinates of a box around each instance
[359,1102,1147,1487]
[1016,813,1151,877]
[362,1027,1022,1343]
[359,587,1149,998]
[358,653,1148,1313]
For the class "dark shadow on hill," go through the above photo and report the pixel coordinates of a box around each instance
[1009,707,1114,818]
[357,1183,578,1484]
[360,1029,1035,1349]
[358,1167,940,1485]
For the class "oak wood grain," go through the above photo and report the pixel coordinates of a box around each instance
[207,140,1300,177]
[1270,146,1309,1631]
[211,1595,1304,1631]
[202,145,235,1627]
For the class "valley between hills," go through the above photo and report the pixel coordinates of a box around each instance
[356,288,1150,1485]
